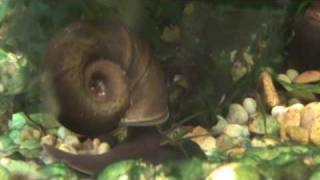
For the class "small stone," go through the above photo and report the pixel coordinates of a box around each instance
[226,147,246,157]
[249,114,280,135]
[39,150,56,164]
[32,129,41,139]
[63,135,80,147]
[277,74,291,83]
[276,107,301,126]
[211,115,228,135]
[271,106,287,117]
[185,126,216,154]
[260,71,280,108]
[286,69,299,81]
[92,138,101,149]
[301,102,320,131]
[287,126,309,144]
[41,135,56,146]
[216,135,243,151]
[310,119,320,145]
[57,127,71,139]
[242,97,257,115]
[82,138,93,149]
[227,104,249,125]
[57,144,77,155]
[97,143,110,154]
[251,137,278,147]
[288,103,304,111]
[293,70,320,84]
[224,124,250,139]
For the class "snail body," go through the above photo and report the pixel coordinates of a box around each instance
[43,19,169,135]
[42,19,186,175]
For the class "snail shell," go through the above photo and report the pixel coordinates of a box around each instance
[43,19,169,135]
[288,1,320,69]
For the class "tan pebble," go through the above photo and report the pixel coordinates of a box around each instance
[293,70,320,84]
[92,138,101,149]
[280,126,290,141]
[32,129,41,139]
[260,71,280,108]
[64,135,80,147]
[303,156,315,166]
[41,135,56,146]
[226,147,246,157]
[251,137,278,147]
[310,120,320,145]
[277,108,301,126]
[58,144,77,154]
[301,102,320,131]
[287,126,309,144]
[185,126,216,152]
[97,143,110,154]
[82,138,93,149]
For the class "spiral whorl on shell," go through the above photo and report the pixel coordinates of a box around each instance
[43,19,169,135]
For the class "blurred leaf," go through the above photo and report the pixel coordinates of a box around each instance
[277,79,320,94]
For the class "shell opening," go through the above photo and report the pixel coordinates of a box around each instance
[89,72,108,100]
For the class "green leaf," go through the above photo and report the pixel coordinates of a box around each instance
[277,79,320,94]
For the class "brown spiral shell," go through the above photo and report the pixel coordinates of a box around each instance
[288,1,320,69]
[42,19,169,135]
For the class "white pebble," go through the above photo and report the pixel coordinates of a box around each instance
[227,104,249,125]
[242,97,257,115]
[286,69,299,81]
[224,124,250,138]
[288,103,304,111]
[57,127,71,139]
[277,74,291,83]
[63,135,80,147]
[271,106,288,117]
[97,142,110,154]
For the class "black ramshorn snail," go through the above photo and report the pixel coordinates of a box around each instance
[288,1,320,69]
[43,19,169,135]
[42,19,185,175]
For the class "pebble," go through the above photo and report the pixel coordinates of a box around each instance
[286,69,299,81]
[58,144,77,154]
[41,134,56,146]
[242,97,257,115]
[277,74,291,83]
[224,124,250,139]
[97,142,110,154]
[271,106,287,117]
[63,135,80,147]
[227,104,249,125]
